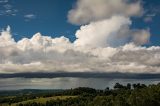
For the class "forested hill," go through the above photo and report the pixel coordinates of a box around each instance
[0,83,160,106]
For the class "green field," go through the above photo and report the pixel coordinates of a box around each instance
[12,96,76,106]
[0,104,9,106]
[0,83,160,106]
[1,96,76,106]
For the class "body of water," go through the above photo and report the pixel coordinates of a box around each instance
[0,77,159,90]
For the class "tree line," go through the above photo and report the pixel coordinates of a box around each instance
[0,82,160,106]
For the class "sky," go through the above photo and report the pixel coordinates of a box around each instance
[0,0,159,44]
[0,0,78,42]
[0,0,160,75]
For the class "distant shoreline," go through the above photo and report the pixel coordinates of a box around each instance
[0,72,160,79]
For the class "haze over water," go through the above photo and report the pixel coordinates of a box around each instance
[0,78,159,90]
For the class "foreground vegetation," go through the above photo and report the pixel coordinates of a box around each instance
[11,96,76,106]
[0,83,160,106]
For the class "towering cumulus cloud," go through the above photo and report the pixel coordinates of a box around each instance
[0,0,159,74]
[69,0,150,47]
[68,0,143,25]
[74,16,150,47]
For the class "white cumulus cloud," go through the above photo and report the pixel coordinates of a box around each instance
[74,15,150,47]
[0,0,158,74]
[68,0,143,25]
[0,27,159,74]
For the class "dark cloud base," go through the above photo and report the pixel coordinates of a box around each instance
[0,72,160,79]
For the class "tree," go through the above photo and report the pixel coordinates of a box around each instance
[127,83,131,89]
[114,83,124,89]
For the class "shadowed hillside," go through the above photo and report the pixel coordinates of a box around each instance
[0,83,160,106]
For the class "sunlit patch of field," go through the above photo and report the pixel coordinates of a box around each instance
[10,96,77,106]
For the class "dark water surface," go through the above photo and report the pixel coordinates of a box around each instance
[0,77,159,90]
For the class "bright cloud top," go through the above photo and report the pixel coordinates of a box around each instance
[69,0,150,47]
[0,26,159,74]
[0,0,159,74]
[68,0,143,25]
[74,16,150,47]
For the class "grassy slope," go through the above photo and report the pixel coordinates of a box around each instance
[0,104,8,106]
[11,96,77,106]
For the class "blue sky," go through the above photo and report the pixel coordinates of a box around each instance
[0,0,160,90]
[0,0,160,45]
[0,0,160,75]
[0,0,78,42]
